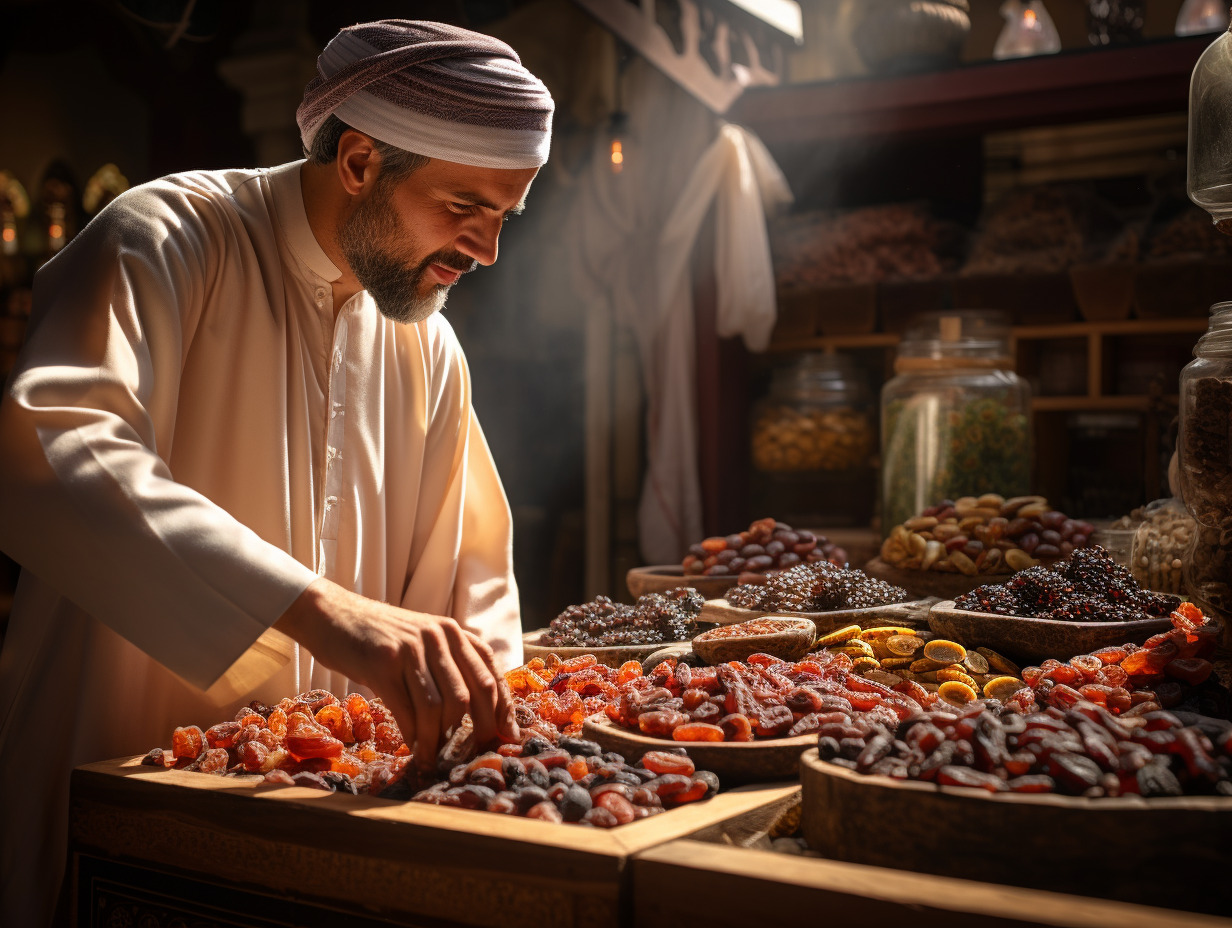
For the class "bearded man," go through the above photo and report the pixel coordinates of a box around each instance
[0,20,552,926]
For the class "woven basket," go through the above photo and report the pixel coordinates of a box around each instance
[853,0,971,75]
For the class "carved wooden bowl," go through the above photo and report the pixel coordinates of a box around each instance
[692,617,818,665]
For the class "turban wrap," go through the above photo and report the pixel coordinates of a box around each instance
[297,20,554,170]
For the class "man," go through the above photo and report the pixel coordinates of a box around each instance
[0,20,553,926]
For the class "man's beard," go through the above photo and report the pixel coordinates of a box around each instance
[338,187,476,325]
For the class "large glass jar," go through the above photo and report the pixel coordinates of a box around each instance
[1188,23,1232,231]
[750,353,876,526]
[1177,302,1232,639]
[880,311,1032,533]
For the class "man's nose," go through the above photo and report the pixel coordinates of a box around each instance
[455,215,501,267]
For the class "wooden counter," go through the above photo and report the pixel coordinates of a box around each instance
[631,839,1232,928]
[68,756,799,928]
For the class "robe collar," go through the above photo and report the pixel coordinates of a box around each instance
[268,160,343,284]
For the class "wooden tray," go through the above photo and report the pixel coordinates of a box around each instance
[800,748,1232,915]
[582,715,813,784]
[70,756,800,928]
[521,629,690,669]
[864,555,1012,600]
[626,564,738,600]
[699,597,932,633]
[927,599,1173,663]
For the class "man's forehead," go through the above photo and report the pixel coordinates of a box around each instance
[421,159,538,209]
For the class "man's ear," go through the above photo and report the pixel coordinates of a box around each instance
[336,130,380,196]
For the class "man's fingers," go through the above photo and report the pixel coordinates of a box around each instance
[462,630,518,742]
[421,628,471,737]
[406,662,444,770]
[444,626,502,745]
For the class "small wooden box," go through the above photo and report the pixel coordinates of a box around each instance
[631,839,1232,928]
[69,757,799,928]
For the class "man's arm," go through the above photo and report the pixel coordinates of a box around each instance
[0,185,319,688]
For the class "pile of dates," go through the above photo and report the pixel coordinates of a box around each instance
[414,739,717,825]
[837,697,1232,798]
[826,603,1232,797]
[683,517,848,582]
[880,494,1095,576]
[604,649,934,743]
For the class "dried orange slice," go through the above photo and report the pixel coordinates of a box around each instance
[983,676,1027,700]
[938,680,978,706]
[886,634,926,657]
[923,639,967,665]
[937,667,979,689]
[815,624,861,647]
[976,647,1020,676]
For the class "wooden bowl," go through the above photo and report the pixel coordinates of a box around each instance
[583,715,813,784]
[863,555,1011,601]
[699,597,933,635]
[692,617,818,665]
[927,600,1173,664]
[626,565,738,600]
[521,630,690,669]
[800,748,1232,913]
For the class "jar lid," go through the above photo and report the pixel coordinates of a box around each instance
[894,310,1013,371]
[771,352,869,401]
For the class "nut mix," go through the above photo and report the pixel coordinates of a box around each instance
[752,405,874,473]
[880,494,1095,576]
[1106,499,1194,595]
[683,517,848,581]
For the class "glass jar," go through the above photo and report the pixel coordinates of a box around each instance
[751,353,875,474]
[1177,302,1232,637]
[750,353,877,527]
[880,311,1032,533]
[1188,23,1232,231]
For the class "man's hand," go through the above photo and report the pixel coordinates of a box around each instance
[275,578,518,769]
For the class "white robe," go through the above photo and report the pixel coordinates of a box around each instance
[0,161,522,926]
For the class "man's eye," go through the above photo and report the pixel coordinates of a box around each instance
[448,202,477,214]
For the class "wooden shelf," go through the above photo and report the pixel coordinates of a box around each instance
[731,35,1214,145]
[1031,395,1178,413]
[767,315,1206,354]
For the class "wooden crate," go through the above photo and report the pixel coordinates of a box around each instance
[69,757,799,928]
[631,839,1232,928]
[800,748,1232,916]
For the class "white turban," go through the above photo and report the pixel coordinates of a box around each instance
[297,20,554,170]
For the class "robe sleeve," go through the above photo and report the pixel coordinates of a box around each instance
[0,184,319,691]
[399,318,522,671]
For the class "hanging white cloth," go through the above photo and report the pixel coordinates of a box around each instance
[638,122,792,563]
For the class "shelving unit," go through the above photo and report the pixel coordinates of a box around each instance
[693,36,1219,536]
